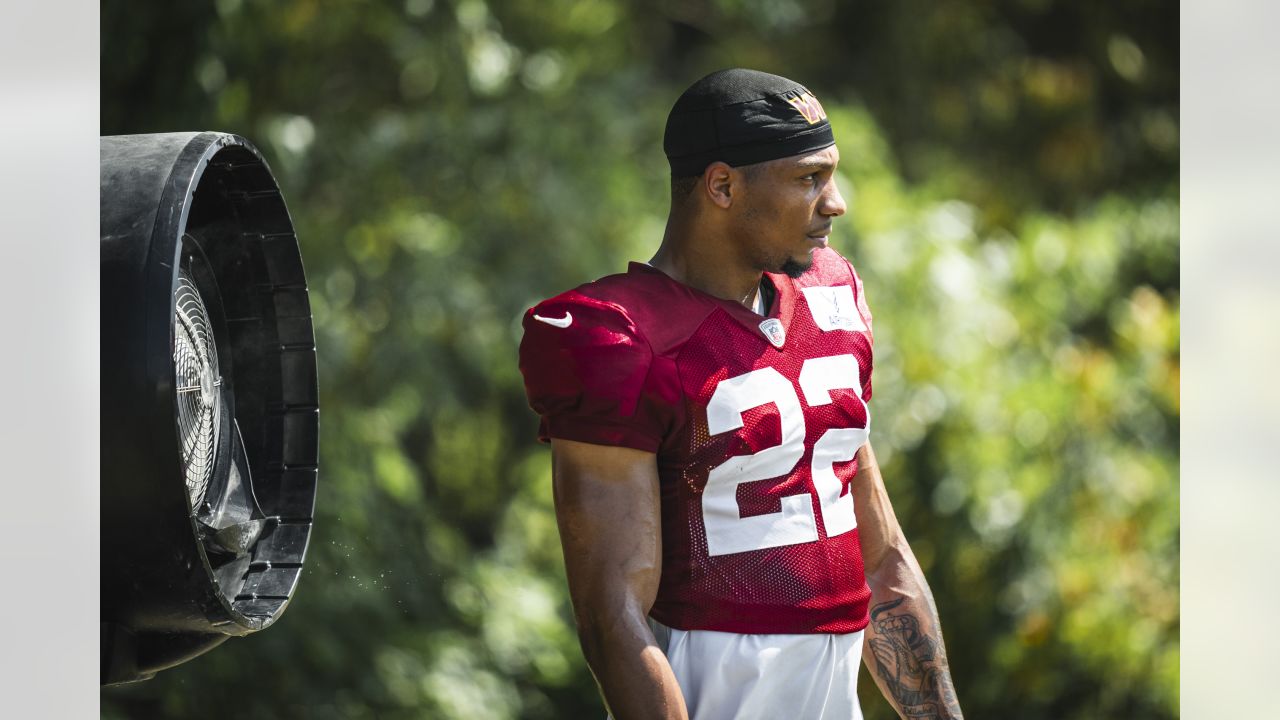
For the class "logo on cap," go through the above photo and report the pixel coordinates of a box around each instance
[786,91,828,125]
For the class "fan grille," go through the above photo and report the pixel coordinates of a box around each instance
[174,269,222,511]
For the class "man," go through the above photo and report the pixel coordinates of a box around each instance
[519,68,963,720]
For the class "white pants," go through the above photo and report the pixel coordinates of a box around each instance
[644,620,865,720]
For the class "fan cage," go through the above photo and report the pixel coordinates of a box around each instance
[174,268,222,511]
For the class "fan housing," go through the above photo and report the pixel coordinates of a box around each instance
[101,132,318,685]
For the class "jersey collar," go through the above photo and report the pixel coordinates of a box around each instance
[628,262,798,350]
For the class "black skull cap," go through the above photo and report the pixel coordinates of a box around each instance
[663,68,835,178]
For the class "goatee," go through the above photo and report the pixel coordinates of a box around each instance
[780,256,812,279]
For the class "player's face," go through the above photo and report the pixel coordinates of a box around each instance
[736,145,847,278]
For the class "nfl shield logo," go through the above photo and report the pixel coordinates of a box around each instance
[758,318,786,348]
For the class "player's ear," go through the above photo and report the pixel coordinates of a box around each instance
[704,161,734,209]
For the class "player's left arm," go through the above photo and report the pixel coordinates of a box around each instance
[853,441,964,719]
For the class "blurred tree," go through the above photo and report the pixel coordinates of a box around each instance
[102,1,1177,718]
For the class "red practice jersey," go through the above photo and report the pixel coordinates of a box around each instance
[519,248,876,634]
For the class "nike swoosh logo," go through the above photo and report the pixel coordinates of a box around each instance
[533,311,573,328]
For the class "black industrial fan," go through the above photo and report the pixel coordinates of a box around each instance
[101,132,318,685]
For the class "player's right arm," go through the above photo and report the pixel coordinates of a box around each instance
[518,293,686,719]
[551,439,688,720]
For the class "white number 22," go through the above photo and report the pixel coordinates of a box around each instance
[702,354,869,557]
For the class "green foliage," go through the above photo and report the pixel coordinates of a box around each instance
[102,1,1176,718]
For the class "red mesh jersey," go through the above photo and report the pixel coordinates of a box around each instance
[519,248,876,634]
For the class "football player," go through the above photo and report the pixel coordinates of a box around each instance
[519,69,964,720]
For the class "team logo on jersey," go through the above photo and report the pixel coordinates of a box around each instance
[786,91,828,125]
[801,286,866,332]
[758,318,786,348]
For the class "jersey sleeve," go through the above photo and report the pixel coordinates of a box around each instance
[518,291,672,453]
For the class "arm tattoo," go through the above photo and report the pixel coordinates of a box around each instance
[867,598,963,719]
